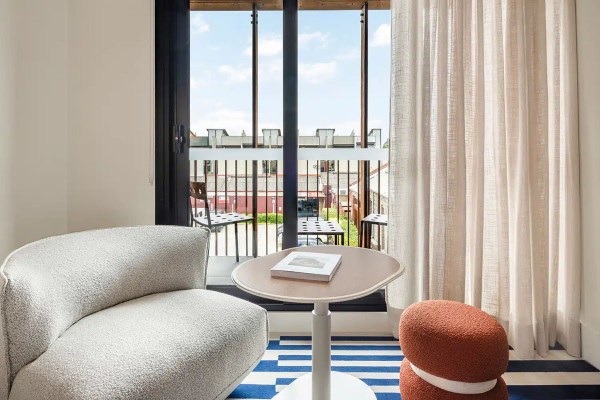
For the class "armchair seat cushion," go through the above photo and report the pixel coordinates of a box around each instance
[9,289,268,400]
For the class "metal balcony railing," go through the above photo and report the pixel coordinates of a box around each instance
[189,144,389,258]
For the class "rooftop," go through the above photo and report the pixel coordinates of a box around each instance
[190,128,383,149]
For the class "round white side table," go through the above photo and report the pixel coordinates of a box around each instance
[231,246,404,400]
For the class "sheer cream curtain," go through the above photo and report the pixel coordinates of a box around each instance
[386,0,580,358]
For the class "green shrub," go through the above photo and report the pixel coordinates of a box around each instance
[320,208,359,247]
[255,213,283,224]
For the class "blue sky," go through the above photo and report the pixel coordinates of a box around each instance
[190,10,390,141]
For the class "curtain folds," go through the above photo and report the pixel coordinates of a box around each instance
[386,0,580,358]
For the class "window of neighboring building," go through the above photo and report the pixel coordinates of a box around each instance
[262,160,277,175]
[320,160,335,172]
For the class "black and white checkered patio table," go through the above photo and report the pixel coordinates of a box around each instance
[360,214,388,248]
[298,220,345,245]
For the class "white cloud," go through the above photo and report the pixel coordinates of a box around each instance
[299,31,328,47]
[299,62,337,84]
[213,61,282,85]
[259,59,283,83]
[337,48,360,60]
[371,24,390,47]
[298,120,359,137]
[264,59,282,74]
[192,107,251,135]
[261,121,283,130]
[217,64,252,84]
[190,75,207,89]
[191,13,210,34]
[244,34,283,57]
[243,30,327,57]
[370,118,384,128]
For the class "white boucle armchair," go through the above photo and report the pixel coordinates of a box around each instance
[0,226,268,400]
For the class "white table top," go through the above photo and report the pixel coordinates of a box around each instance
[231,246,404,304]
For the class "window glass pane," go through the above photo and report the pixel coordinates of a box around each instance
[298,11,361,138]
[190,11,251,137]
[258,11,283,139]
[368,10,391,148]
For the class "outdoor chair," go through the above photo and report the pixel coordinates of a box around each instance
[359,213,388,248]
[190,181,252,262]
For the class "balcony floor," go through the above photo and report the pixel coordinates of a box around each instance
[207,256,251,286]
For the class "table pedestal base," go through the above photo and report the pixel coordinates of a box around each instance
[272,372,377,400]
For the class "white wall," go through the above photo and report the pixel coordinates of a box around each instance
[0,0,69,259]
[0,0,155,259]
[67,0,155,232]
[577,0,600,370]
[14,0,69,245]
[0,0,17,259]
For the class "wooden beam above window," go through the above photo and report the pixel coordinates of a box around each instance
[191,0,281,11]
[190,0,390,11]
[300,1,389,10]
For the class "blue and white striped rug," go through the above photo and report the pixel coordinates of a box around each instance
[228,336,600,400]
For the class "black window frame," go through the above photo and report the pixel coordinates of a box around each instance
[155,0,388,312]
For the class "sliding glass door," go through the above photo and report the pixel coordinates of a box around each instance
[156,0,391,311]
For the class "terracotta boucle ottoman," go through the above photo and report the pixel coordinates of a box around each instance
[399,300,509,399]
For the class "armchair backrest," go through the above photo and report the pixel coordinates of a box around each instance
[0,226,210,397]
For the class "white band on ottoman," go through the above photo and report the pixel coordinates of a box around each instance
[410,362,498,395]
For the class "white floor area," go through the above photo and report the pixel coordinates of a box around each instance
[206,256,251,286]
